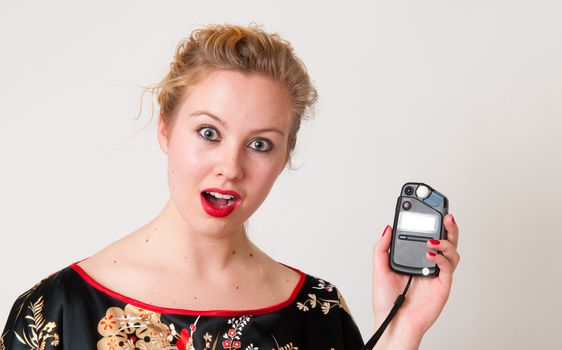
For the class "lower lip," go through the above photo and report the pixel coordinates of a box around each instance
[200,193,240,218]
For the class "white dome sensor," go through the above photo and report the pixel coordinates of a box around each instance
[416,185,431,199]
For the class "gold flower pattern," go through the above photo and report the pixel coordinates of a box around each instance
[274,343,298,350]
[96,305,171,350]
[296,293,340,314]
[296,280,353,317]
[13,296,60,350]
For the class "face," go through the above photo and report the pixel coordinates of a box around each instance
[158,69,292,237]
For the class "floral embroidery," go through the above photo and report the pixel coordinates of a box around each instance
[221,316,251,349]
[10,280,44,337]
[271,336,297,350]
[175,318,201,350]
[311,279,334,292]
[13,295,60,350]
[96,304,172,350]
[296,278,348,316]
[176,328,192,350]
[336,289,353,318]
[274,344,298,350]
[203,332,214,349]
[296,293,339,314]
[96,306,227,350]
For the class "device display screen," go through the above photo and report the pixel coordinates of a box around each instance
[397,211,437,234]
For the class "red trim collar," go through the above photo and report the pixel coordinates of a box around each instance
[70,261,306,317]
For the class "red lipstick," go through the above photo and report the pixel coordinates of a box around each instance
[200,188,241,218]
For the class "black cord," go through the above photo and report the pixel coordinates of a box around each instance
[362,275,414,349]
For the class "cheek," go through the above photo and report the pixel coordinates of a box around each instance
[166,139,209,192]
[247,157,284,197]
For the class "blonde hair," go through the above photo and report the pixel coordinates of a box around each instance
[153,24,318,153]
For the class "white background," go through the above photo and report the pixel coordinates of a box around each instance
[1,1,561,349]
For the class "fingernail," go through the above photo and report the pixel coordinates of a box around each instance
[429,239,440,245]
[382,225,390,237]
[450,214,456,224]
[428,251,437,257]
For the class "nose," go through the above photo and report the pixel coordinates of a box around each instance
[215,145,244,181]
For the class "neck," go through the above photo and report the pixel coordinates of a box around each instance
[137,198,263,278]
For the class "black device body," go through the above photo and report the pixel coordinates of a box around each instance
[389,182,448,276]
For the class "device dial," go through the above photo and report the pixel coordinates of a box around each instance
[416,185,431,199]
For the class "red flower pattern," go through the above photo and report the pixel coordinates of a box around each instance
[221,316,251,349]
[176,328,190,350]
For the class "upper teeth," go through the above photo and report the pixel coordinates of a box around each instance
[208,191,235,200]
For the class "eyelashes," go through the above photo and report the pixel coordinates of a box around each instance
[198,126,219,141]
[248,139,272,152]
[196,126,274,152]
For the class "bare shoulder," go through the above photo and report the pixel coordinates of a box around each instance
[247,244,302,295]
[271,261,302,290]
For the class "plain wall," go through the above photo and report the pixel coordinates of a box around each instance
[1,1,561,349]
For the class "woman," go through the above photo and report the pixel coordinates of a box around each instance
[1,24,460,349]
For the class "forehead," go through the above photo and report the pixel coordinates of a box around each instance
[176,69,293,132]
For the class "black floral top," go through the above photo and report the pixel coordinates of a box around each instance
[1,262,364,349]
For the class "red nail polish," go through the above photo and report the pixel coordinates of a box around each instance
[382,225,390,237]
[450,214,456,224]
[428,251,437,257]
[429,239,440,245]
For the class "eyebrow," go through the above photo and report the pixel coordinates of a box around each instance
[190,110,286,137]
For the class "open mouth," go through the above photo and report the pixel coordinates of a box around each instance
[202,191,238,208]
[200,188,241,218]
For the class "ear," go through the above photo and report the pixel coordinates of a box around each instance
[157,113,170,155]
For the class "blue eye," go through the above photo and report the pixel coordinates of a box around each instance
[197,126,219,141]
[249,139,273,152]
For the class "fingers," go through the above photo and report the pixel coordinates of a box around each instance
[426,250,454,287]
[443,213,459,248]
[427,219,460,287]
[427,239,461,270]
